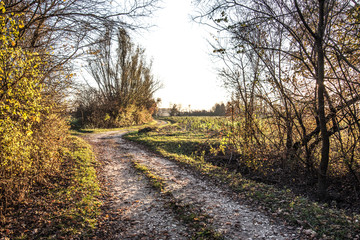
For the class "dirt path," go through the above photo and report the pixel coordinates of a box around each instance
[84,129,303,240]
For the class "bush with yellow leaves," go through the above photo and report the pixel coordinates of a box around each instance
[0,2,68,213]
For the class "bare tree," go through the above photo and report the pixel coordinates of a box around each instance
[196,0,360,199]
[76,28,160,127]
[3,0,159,98]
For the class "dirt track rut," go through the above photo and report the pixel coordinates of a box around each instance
[85,130,302,240]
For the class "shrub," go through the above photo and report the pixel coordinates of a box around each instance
[0,2,69,215]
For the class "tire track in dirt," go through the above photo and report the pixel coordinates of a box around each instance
[85,129,302,239]
[85,131,189,240]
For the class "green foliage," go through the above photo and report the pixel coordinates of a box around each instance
[162,116,225,132]
[154,116,269,172]
[0,2,73,221]
[82,103,154,128]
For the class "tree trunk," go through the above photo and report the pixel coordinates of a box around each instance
[316,0,330,200]
[285,118,294,164]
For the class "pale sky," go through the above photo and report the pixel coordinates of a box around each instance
[135,0,228,110]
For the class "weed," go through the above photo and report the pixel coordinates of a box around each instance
[52,136,101,236]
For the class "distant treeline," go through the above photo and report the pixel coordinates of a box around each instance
[165,103,226,117]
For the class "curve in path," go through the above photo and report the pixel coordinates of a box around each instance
[84,129,301,240]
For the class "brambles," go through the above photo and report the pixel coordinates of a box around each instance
[0,0,159,237]
[0,2,93,230]
[161,116,360,195]
[197,0,360,199]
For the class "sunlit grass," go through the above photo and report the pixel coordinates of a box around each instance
[2,135,101,239]
[49,135,101,237]
[131,159,165,191]
[69,120,159,135]
[125,117,360,240]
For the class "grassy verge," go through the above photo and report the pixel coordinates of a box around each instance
[69,120,159,136]
[55,136,101,236]
[1,136,101,239]
[125,125,360,240]
[130,159,223,240]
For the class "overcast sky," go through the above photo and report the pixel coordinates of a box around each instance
[135,0,228,110]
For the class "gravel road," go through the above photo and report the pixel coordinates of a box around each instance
[84,129,303,240]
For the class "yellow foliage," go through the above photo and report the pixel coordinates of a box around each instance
[0,3,67,211]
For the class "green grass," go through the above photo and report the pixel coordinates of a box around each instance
[2,136,101,239]
[166,198,224,240]
[125,118,360,240]
[131,159,165,191]
[55,136,101,235]
[70,119,159,136]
